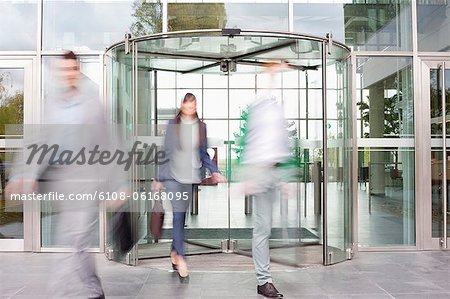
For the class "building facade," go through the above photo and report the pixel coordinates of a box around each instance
[0,0,449,256]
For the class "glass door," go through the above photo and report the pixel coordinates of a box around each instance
[104,31,353,266]
[323,43,352,265]
[232,39,325,266]
[425,61,450,249]
[103,45,138,265]
[0,59,35,251]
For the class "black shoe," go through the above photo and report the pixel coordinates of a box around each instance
[88,294,105,299]
[178,273,190,284]
[257,282,283,298]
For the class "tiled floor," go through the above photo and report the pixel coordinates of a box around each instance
[1,251,450,298]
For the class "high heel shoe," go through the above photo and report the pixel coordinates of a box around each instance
[176,256,189,283]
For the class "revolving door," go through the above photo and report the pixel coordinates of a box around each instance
[103,29,352,266]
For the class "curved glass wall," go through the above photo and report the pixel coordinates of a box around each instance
[104,30,352,266]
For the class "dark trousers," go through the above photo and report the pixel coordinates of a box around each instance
[164,180,192,257]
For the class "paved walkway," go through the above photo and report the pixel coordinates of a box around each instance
[1,251,450,298]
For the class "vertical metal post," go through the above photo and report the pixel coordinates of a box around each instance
[321,41,329,264]
[131,41,139,265]
[305,71,309,218]
[441,63,447,249]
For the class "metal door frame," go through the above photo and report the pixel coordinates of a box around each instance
[420,59,450,250]
[0,57,38,252]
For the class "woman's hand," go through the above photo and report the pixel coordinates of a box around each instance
[211,172,226,183]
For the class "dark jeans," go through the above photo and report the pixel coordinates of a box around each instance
[164,180,192,257]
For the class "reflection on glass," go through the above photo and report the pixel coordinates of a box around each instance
[0,1,37,51]
[358,147,415,247]
[168,3,288,32]
[356,56,415,247]
[43,0,162,51]
[294,1,412,51]
[40,55,103,248]
[356,57,414,139]
[430,68,450,238]
[418,1,450,52]
[0,69,24,137]
[431,148,446,238]
[325,57,351,261]
[430,69,450,138]
[0,150,23,239]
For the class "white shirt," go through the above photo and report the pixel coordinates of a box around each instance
[241,94,291,165]
[170,117,202,184]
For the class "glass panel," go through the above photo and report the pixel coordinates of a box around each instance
[204,73,228,89]
[358,147,415,247]
[431,147,444,238]
[232,44,324,266]
[105,46,136,264]
[0,69,24,137]
[418,1,450,52]
[230,73,254,89]
[430,68,450,238]
[293,1,412,51]
[356,56,415,247]
[168,3,288,32]
[356,57,414,139]
[156,71,176,89]
[0,149,23,239]
[1,66,26,242]
[203,89,228,119]
[40,57,102,249]
[135,44,230,257]
[156,90,177,120]
[430,69,450,138]
[137,35,296,61]
[43,0,162,51]
[324,48,352,264]
[0,1,37,51]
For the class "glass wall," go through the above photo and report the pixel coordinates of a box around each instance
[168,2,289,31]
[0,66,25,240]
[356,57,415,247]
[4,0,448,252]
[417,0,450,52]
[40,56,101,248]
[0,1,38,51]
[293,0,412,51]
[43,0,162,51]
[0,67,25,240]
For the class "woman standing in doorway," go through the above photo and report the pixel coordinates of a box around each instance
[152,93,226,282]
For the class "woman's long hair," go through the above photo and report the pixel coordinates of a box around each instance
[175,93,199,120]
[174,93,205,149]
